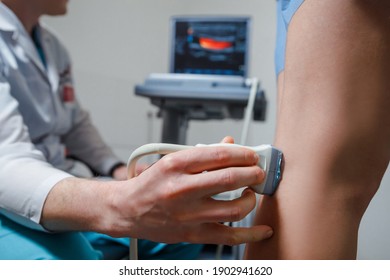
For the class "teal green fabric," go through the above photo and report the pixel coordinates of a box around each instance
[0,215,203,260]
[83,232,203,260]
[0,215,102,260]
[31,26,47,68]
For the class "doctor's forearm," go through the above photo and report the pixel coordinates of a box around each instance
[40,177,122,234]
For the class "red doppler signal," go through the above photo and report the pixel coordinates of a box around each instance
[199,37,233,50]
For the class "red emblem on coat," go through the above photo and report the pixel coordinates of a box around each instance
[63,85,75,102]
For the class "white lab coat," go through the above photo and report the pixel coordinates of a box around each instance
[0,3,122,230]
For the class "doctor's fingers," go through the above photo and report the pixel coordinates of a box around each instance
[162,146,259,174]
[190,222,274,246]
[185,166,265,198]
[183,188,258,224]
[220,135,235,144]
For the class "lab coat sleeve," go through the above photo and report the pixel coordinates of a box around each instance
[62,104,124,176]
[0,82,73,230]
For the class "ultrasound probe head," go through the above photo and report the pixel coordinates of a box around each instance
[196,143,283,195]
[253,145,283,195]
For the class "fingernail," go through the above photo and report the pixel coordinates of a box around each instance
[253,153,259,163]
[242,187,253,195]
[265,230,273,239]
[261,169,266,180]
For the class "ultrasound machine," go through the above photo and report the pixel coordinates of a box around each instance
[134,16,267,145]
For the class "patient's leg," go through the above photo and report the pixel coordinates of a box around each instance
[245,0,390,259]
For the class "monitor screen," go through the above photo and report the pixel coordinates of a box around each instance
[170,16,250,77]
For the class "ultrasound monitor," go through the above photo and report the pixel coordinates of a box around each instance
[170,16,251,77]
[135,15,266,144]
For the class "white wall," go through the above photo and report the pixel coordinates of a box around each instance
[43,0,390,259]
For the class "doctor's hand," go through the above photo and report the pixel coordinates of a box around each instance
[42,140,273,245]
[111,164,148,181]
[107,143,273,245]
